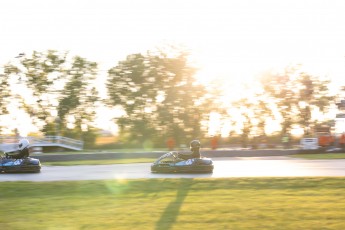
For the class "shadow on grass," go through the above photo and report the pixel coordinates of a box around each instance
[155,179,193,230]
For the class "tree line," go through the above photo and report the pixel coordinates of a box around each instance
[0,48,341,148]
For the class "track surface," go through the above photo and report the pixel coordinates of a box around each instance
[1,157,345,182]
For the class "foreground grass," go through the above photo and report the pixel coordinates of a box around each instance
[1,178,345,230]
[42,158,155,166]
[290,153,345,159]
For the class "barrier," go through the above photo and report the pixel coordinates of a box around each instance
[300,138,319,150]
[0,136,84,151]
[31,146,43,154]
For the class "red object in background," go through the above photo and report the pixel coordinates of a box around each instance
[166,137,175,151]
[318,134,332,147]
[340,134,345,143]
[339,133,345,147]
[315,126,332,147]
[211,136,218,150]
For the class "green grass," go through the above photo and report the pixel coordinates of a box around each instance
[1,178,345,230]
[33,148,168,155]
[290,153,345,159]
[42,158,155,166]
[42,153,345,166]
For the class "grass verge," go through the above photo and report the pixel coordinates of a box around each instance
[42,158,155,166]
[1,177,345,230]
[290,153,345,159]
[34,148,168,155]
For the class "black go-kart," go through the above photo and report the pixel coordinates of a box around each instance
[0,152,41,173]
[151,151,213,173]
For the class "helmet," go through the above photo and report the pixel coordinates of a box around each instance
[190,140,201,151]
[18,139,30,151]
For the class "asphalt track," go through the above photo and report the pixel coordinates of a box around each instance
[1,156,345,182]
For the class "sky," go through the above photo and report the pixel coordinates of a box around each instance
[1,0,345,80]
[1,0,345,135]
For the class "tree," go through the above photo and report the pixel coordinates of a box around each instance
[230,93,275,148]
[260,66,334,136]
[106,48,212,147]
[0,63,19,134]
[23,51,69,134]
[0,64,17,115]
[1,51,68,135]
[0,51,100,145]
[57,56,99,143]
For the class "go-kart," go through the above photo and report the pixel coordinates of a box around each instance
[0,151,41,173]
[151,151,213,173]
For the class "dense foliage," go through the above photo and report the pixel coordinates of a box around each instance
[106,50,212,147]
[0,48,339,148]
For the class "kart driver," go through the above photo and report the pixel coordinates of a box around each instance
[178,140,201,160]
[6,139,30,159]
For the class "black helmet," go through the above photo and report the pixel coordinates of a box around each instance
[190,140,201,151]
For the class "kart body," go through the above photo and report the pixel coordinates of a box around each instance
[0,153,41,173]
[151,151,213,173]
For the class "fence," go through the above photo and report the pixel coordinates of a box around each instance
[0,136,84,152]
